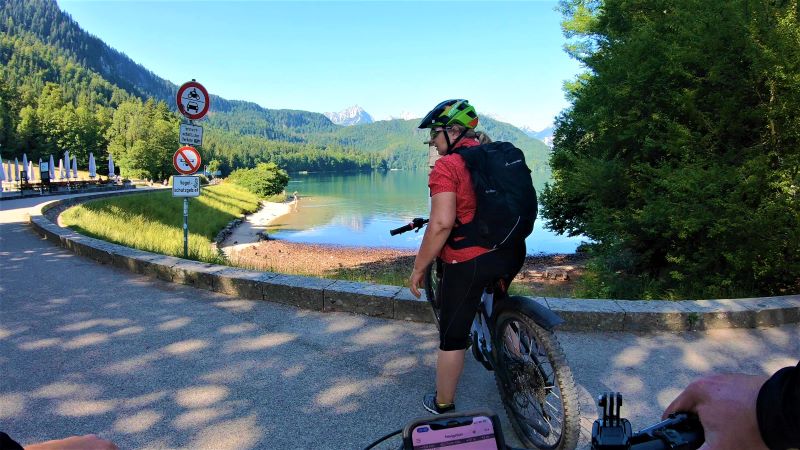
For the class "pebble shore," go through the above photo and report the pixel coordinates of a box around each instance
[221,201,586,295]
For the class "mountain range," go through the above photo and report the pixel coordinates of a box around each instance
[324,105,374,126]
[0,0,552,172]
[522,126,554,147]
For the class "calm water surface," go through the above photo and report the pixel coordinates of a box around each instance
[268,170,585,254]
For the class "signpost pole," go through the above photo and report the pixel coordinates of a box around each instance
[183,197,189,258]
[175,79,209,260]
[184,117,193,260]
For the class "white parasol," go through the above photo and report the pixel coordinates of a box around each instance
[58,157,65,180]
[48,155,55,180]
[88,153,96,178]
[71,156,78,179]
[108,153,115,179]
[14,158,19,182]
[28,160,35,182]
[22,153,28,178]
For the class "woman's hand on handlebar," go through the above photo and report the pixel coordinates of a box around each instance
[663,373,769,450]
[408,266,425,299]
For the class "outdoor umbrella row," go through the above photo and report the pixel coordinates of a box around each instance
[0,152,115,183]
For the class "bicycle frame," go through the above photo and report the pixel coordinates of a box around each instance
[470,289,496,368]
[472,289,565,366]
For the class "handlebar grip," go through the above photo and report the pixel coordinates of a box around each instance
[390,223,414,236]
[630,429,704,450]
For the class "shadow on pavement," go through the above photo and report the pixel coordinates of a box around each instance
[1,205,798,450]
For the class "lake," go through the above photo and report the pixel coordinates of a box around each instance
[268,170,585,254]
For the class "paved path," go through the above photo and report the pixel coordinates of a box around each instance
[1,195,798,449]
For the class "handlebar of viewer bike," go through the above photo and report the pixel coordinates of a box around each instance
[591,392,704,450]
[364,392,702,449]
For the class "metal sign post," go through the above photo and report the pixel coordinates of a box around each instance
[183,198,189,258]
[174,79,210,259]
[172,175,201,258]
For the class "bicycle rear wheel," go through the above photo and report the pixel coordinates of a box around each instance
[423,260,442,329]
[492,309,580,450]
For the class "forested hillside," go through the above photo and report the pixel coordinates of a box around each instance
[306,117,553,173]
[0,0,552,176]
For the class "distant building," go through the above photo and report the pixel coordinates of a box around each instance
[428,146,440,169]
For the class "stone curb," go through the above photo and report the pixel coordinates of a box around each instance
[27,194,800,331]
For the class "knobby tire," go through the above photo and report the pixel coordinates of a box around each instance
[492,310,580,450]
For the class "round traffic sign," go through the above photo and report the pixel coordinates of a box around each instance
[173,146,202,175]
[176,81,210,120]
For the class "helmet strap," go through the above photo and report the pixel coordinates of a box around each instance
[445,128,469,154]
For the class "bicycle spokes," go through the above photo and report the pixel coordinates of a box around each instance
[499,319,564,444]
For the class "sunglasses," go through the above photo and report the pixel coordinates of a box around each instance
[430,128,445,139]
[424,127,447,145]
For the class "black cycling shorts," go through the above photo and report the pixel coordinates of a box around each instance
[437,245,526,351]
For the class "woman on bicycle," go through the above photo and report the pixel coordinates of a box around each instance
[409,99,527,414]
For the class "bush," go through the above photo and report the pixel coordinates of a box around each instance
[542,0,800,299]
[228,162,289,197]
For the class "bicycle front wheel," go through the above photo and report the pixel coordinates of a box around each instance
[423,260,442,329]
[492,309,580,450]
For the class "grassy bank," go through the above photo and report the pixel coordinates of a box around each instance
[60,183,261,263]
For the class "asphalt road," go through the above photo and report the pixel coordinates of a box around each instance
[1,194,798,449]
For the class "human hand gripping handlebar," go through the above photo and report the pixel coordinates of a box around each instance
[592,392,704,450]
[389,218,429,236]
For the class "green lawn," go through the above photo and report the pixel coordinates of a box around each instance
[60,183,262,264]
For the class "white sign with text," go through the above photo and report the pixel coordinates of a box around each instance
[172,175,201,197]
[179,123,204,146]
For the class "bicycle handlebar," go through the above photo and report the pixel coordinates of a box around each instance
[592,392,704,450]
[389,218,428,236]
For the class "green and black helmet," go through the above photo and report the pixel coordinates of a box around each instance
[418,99,479,130]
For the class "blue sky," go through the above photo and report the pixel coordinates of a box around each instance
[57,1,583,131]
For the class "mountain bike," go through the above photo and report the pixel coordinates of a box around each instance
[390,218,580,450]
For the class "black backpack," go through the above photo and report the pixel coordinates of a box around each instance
[448,141,538,250]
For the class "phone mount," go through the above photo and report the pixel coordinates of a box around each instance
[591,392,633,450]
[591,392,704,450]
[401,409,507,450]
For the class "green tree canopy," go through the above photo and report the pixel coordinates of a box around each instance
[105,98,179,180]
[542,0,800,298]
[228,162,289,197]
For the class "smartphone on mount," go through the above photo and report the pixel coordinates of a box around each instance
[402,409,506,450]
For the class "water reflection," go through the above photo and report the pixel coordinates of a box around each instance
[268,171,586,254]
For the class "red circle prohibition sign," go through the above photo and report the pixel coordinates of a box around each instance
[176,81,210,120]
[173,146,202,175]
